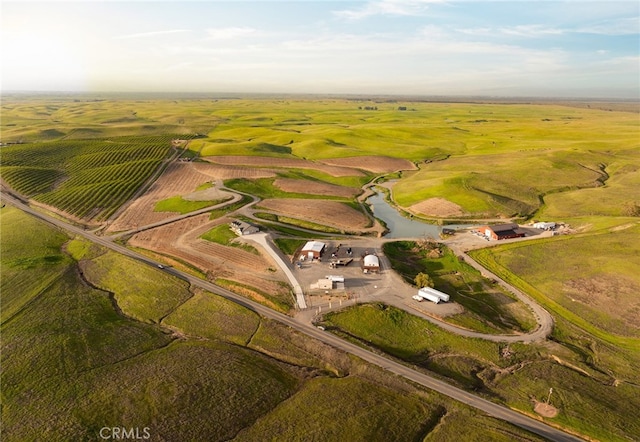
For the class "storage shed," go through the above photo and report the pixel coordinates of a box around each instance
[363,254,380,273]
[301,241,326,260]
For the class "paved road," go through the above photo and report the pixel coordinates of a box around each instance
[245,232,307,309]
[3,194,585,442]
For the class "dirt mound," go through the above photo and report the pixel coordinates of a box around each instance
[319,156,416,173]
[273,178,359,198]
[203,156,364,177]
[409,198,465,217]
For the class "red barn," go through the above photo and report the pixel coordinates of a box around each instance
[481,223,525,240]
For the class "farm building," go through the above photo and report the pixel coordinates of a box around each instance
[362,254,380,273]
[481,223,525,241]
[301,241,326,260]
[310,275,345,290]
[229,220,259,236]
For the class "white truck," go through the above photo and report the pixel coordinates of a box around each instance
[415,291,441,304]
[418,287,450,303]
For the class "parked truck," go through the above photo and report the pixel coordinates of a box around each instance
[415,290,441,304]
[418,287,450,303]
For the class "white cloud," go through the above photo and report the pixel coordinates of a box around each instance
[114,29,190,40]
[205,27,257,40]
[333,0,442,20]
[576,17,640,36]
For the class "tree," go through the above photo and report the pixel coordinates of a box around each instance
[414,272,434,288]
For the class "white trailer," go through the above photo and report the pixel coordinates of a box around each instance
[416,290,441,304]
[419,287,450,303]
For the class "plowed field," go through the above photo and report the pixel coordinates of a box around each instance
[319,156,416,173]
[192,162,278,180]
[203,156,364,177]
[259,199,370,231]
[273,179,359,198]
[108,162,233,232]
[128,215,287,294]
[409,198,465,217]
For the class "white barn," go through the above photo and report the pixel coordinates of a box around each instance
[363,254,380,273]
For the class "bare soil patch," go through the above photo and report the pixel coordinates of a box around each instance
[273,178,359,198]
[203,156,364,177]
[259,198,370,231]
[409,198,465,218]
[183,186,232,201]
[319,156,416,173]
[533,399,559,418]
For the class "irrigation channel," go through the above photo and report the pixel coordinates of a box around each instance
[366,192,469,238]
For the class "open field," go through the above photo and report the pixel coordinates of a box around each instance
[321,303,640,441]
[2,95,638,441]
[383,240,536,334]
[106,162,235,232]
[127,215,293,311]
[1,205,552,441]
[469,223,640,340]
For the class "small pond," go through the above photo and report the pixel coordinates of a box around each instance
[367,192,441,239]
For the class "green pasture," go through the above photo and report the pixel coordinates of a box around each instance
[0,206,71,323]
[469,224,640,341]
[81,250,193,323]
[383,241,536,333]
[273,238,307,256]
[154,195,230,214]
[322,303,640,441]
[234,376,441,442]
[200,224,259,254]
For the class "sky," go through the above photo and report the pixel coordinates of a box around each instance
[1,0,639,98]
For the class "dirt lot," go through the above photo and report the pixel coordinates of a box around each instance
[292,238,462,318]
[319,156,416,174]
[203,156,365,177]
[258,198,371,231]
[273,178,360,198]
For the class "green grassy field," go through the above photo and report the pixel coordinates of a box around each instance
[321,303,640,441]
[383,240,536,333]
[154,195,231,214]
[200,224,260,254]
[469,223,640,347]
[1,205,552,441]
[2,95,638,441]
